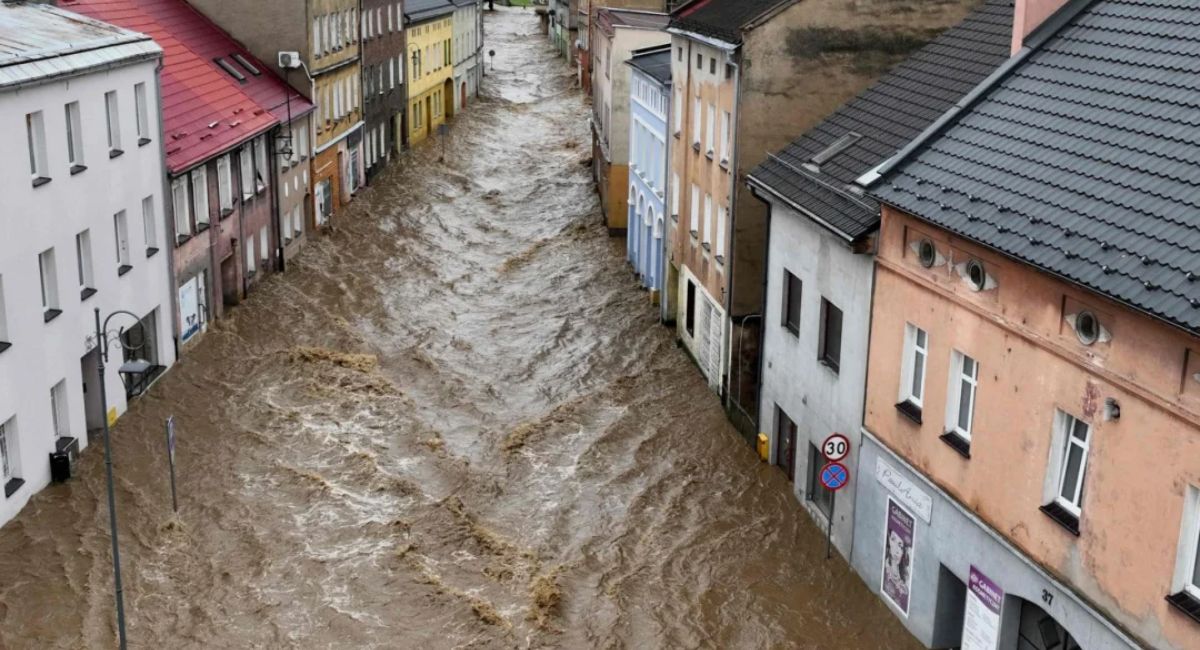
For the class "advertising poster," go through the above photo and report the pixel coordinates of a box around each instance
[178,278,199,342]
[962,565,1004,650]
[881,497,916,616]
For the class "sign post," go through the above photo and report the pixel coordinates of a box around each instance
[165,416,178,513]
[819,458,850,559]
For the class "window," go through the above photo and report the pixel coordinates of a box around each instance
[50,380,69,439]
[946,351,979,443]
[65,102,85,171]
[673,88,682,134]
[715,206,726,259]
[191,166,210,229]
[695,53,702,69]
[114,210,131,274]
[259,225,269,266]
[819,298,843,373]
[232,54,260,76]
[254,138,268,193]
[0,417,18,490]
[246,232,256,275]
[1051,411,1091,516]
[807,444,834,518]
[692,97,701,147]
[706,104,715,155]
[702,194,712,247]
[671,174,680,218]
[26,111,49,183]
[296,126,308,161]
[215,57,247,82]
[1172,486,1200,601]
[133,83,149,145]
[900,324,928,409]
[240,146,254,199]
[76,231,95,296]
[689,184,699,234]
[783,270,802,335]
[38,249,59,319]
[677,46,682,62]
[217,155,233,212]
[142,196,158,255]
[313,17,321,55]
[0,276,9,347]
[685,279,696,337]
[171,177,191,239]
[775,407,797,481]
[720,111,731,163]
[104,90,122,155]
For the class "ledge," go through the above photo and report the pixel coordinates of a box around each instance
[689,229,698,240]
[720,159,730,172]
[4,478,24,498]
[701,242,711,252]
[1166,591,1200,625]
[138,137,152,147]
[0,341,11,355]
[819,357,840,375]
[80,287,97,302]
[939,432,971,459]
[175,234,192,247]
[43,308,62,323]
[895,400,923,424]
[146,247,159,258]
[692,142,700,153]
[108,148,124,159]
[196,222,211,233]
[220,207,234,219]
[117,264,133,277]
[1039,502,1081,536]
[70,164,88,176]
[715,255,725,266]
[706,151,714,161]
[31,176,51,188]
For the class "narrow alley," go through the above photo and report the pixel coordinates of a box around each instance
[0,9,920,649]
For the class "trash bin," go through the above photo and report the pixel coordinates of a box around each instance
[756,433,769,462]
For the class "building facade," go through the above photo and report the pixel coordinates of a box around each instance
[745,0,1014,560]
[451,0,482,112]
[72,0,315,352]
[0,3,176,526]
[405,0,455,145]
[361,0,407,181]
[591,8,668,233]
[625,45,670,302]
[858,1,1200,648]
[186,0,364,228]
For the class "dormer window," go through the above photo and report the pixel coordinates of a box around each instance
[1075,310,1100,346]
[918,239,936,268]
[966,259,987,291]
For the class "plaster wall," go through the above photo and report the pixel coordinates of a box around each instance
[757,200,873,558]
[278,114,314,262]
[864,205,1200,650]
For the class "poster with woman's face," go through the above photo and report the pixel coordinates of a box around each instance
[881,497,916,616]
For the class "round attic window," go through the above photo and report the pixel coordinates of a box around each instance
[966,259,987,291]
[918,239,936,268]
[1075,310,1100,346]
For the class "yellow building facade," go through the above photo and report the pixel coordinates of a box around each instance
[405,9,454,145]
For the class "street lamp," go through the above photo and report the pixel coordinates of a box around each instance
[92,307,149,650]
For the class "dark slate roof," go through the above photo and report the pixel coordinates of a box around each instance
[872,0,1200,333]
[668,0,794,46]
[405,0,454,23]
[628,45,672,86]
[747,0,1014,241]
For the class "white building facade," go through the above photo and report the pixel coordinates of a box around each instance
[452,0,482,111]
[0,4,176,527]
[626,45,670,302]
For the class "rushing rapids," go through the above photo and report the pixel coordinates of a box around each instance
[0,9,920,649]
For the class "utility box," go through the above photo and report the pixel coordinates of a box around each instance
[757,433,769,462]
[49,436,80,482]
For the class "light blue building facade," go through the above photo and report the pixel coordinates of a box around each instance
[625,45,671,301]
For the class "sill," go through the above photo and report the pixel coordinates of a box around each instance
[220,207,234,219]
[689,229,698,240]
[108,148,124,159]
[895,400,923,424]
[43,308,62,323]
[138,137,152,147]
[31,176,51,188]
[784,324,799,337]
[706,151,714,161]
[117,264,133,277]
[939,432,971,459]
[70,164,88,176]
[242,194,254,203]
[256,185,267,196]
[196,222,211,234]
[673,132,681,140]
[720,159,730,171]
[701,242,711,252]
[692,142,701,153]
[146,247,159,258]
[0,341,10,355]
[819,358,840,375]
[715,255,725,266]
[247,270,257,279]
[1039,502,1081,536]
[671,214,678,222]
[80,287,97,302]
[175,234,192,246]
[4,478,24,499]
[1166,591,1200,625]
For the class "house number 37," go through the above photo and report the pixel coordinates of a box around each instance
[1041,589,1054,606]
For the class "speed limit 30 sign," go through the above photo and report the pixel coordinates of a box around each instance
[822,433,850,462]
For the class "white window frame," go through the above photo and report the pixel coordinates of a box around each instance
[0,275,9,343]
[259,225,269,265]
[65,102,84,168]
[1050,410,1091,516]
[114,210,131,270]
[142,195,157,252]
[38,249,58,313]
[254,138,268,193]
[689,184,699,234]
[1172,486,1200,599]
[104,90,122,153]
[946,350,979,441]
[246,232,256,275]
[692,96,701,147]
[50,380,69,439]
[26,111,48,180]
[900,323,928,407]
[76,230,94,291]
[191,166,210,228]
[134,82,150,142]
[702,194,712,246]
[715,205,726,258]
[0,417,16,485]
[721,110,731,163]
[671,173,680,218]
[217,154,233,211]
[171,176,191,238]
[706,104,715,156]
[240,146,254,199]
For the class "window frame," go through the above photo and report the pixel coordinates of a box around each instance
[104,90,122,154]
[782,269,802,336]
[1052,411,1091,516]
[26,110,49,181]
[75,230,94,292]
[38,249,59,315]
[65,101,84,169]
[113,210,131,272]
[946,350,979,442]
[900,323,928,408]
[818,298,843,374]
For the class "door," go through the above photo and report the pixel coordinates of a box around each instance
[80,349,104,435]
[776,407,797,481]
[1018,600,1082,650]
[461,81,468,109]
[220,255,239,306]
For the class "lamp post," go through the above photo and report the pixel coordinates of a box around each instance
[92,307,147,650]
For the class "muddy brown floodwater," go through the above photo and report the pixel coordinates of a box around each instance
[0,9,922,650]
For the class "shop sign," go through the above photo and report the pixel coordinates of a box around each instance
[962,565,1004,650]
[875,457,933,524]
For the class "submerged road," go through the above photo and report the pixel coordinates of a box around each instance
[0,9,920,649]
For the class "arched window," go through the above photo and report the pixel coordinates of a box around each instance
[652,208,662,239]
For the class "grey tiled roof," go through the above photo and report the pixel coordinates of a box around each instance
[628,45,672,85]
[748,0,1014,241]
[873,0,1200,333]
[668,0,794,46]
[405,0,454,23]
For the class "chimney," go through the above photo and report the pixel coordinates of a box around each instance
[1011,0,1071,54]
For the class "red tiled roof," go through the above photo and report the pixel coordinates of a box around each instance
[62,0,314,175]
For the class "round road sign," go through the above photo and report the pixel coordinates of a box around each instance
[822,433,850,462]
[819,461,850,492]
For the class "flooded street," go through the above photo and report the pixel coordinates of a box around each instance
[0,9,919,649]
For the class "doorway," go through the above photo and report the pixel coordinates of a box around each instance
[775,406,796,481]
[1018,600,1081,650]
[80,349,104,437]
[461,81,468,109]
[220,254,239,307]
[424,95,433,137]
[444,79,454,117]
